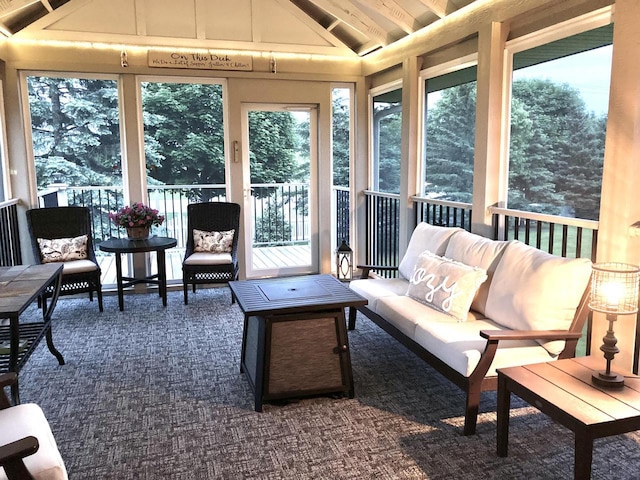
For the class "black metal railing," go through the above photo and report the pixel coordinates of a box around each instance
[413,196,472,231]
[490,206,598,260]
[335,186,350,248]
[364,190,400,276]
[0,199,21,266]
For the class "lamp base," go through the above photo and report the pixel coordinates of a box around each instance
[592,370,625,388]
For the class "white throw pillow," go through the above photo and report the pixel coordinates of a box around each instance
[193,229,234,253]
[484,241,592,355]
[444,231,510,315]
[38,235,88,263]
[398,223,461,280]
[406,251,488,322]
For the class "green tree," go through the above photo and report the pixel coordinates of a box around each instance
[28,76,122,188]
[332,94,350,187]
[424,82,477,202]
[141,82,226,201]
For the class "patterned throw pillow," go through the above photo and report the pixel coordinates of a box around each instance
[38,235,88,263]
[193,229,235,253]
[406,251,488,321]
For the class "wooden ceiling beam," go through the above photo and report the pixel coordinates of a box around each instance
[354,0,418,34]
[0,0,42,19]
[305,0,390,46]
[414,0,448,18]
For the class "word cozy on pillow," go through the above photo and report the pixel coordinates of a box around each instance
[38,234,88,263]
[193,229,235,253]
[407,251,488,321]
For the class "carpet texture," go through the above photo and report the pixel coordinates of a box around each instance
[11,287,640,479]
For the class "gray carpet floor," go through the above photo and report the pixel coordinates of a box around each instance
[12,287,640,479]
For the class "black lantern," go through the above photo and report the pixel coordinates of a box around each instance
[335,240,353,281]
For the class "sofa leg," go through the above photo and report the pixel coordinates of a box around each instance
[348,307,357,330]
[463,388,481,435]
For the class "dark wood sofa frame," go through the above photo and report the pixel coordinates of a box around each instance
[348,264,592,436]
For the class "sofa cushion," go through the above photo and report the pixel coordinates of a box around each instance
[349,278,408,313]
[398,223,461,280]
[407,252,487,321]
[376,295,486,339]
[444,231,509,316]
[413,318,555,377]
[0,403,68,480]
[484,241,592,355]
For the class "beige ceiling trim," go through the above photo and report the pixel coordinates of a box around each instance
[134,0,146,36]
[414,0,448,18]
[195,0,206,40]
[11,28,358,57]
[40,0,52,12]
[275,0,356,54]
[305,0,390,46]
[10,0,87,33]
[251,0,261,43]
[354,0,418,34]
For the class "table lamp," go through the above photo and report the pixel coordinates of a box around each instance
[589,262,640,388]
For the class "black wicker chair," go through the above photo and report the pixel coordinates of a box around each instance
[26,206,103,311]
[182,202,240,304]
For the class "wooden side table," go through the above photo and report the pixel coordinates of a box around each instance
[497,356,640,479]
[98,236,177,311]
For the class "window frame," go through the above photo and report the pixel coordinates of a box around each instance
[501,6,614,214]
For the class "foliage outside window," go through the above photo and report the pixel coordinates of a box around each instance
[372,88,401,194]
[423,67,477,202]
[28,75,122,189]
[507,24,612,221]
[141,81,226,203]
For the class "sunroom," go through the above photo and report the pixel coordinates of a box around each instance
[0,0,638,373]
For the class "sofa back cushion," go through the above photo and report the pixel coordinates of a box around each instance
[444,231,509,315]
[407,251,487,322]
[484,240,592,355]
[398,223,461,280]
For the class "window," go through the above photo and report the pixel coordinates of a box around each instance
[507,22,613,221]
[25,74,123,241]
[422,65,477,202]
[371,86,401,194]
[332,86,352,250]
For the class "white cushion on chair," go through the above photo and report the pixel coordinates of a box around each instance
[184,252,232,265]
[60,259,98,274]
[0,403,68,480]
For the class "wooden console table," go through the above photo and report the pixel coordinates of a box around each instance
[229,274,367,411]
[0,264,65,404]
[497,356,640,479]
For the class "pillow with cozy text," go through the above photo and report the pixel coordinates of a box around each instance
[406,251,488,321]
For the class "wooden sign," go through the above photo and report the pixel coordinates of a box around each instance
[148,51,253,71]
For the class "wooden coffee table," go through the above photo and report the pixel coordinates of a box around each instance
[229,274,367,411]
[497,356,640,479]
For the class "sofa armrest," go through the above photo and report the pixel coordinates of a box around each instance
[0,436,40,478]
[356,264,399,279]
[479,330,583,342]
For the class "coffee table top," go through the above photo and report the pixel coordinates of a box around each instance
[229,274,367,316]
[0,264,63,316]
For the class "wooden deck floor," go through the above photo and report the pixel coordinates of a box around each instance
[96,244,312,286]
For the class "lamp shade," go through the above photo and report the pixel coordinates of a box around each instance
[589,262,640,315]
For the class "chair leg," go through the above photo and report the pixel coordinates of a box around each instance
[97,286,104,312]
[183,279,189,305]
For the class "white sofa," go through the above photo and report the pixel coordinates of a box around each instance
[348,223,592,435]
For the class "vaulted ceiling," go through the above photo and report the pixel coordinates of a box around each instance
[0,0,477,57]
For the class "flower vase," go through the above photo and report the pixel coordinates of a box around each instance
[126,226,150,240]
